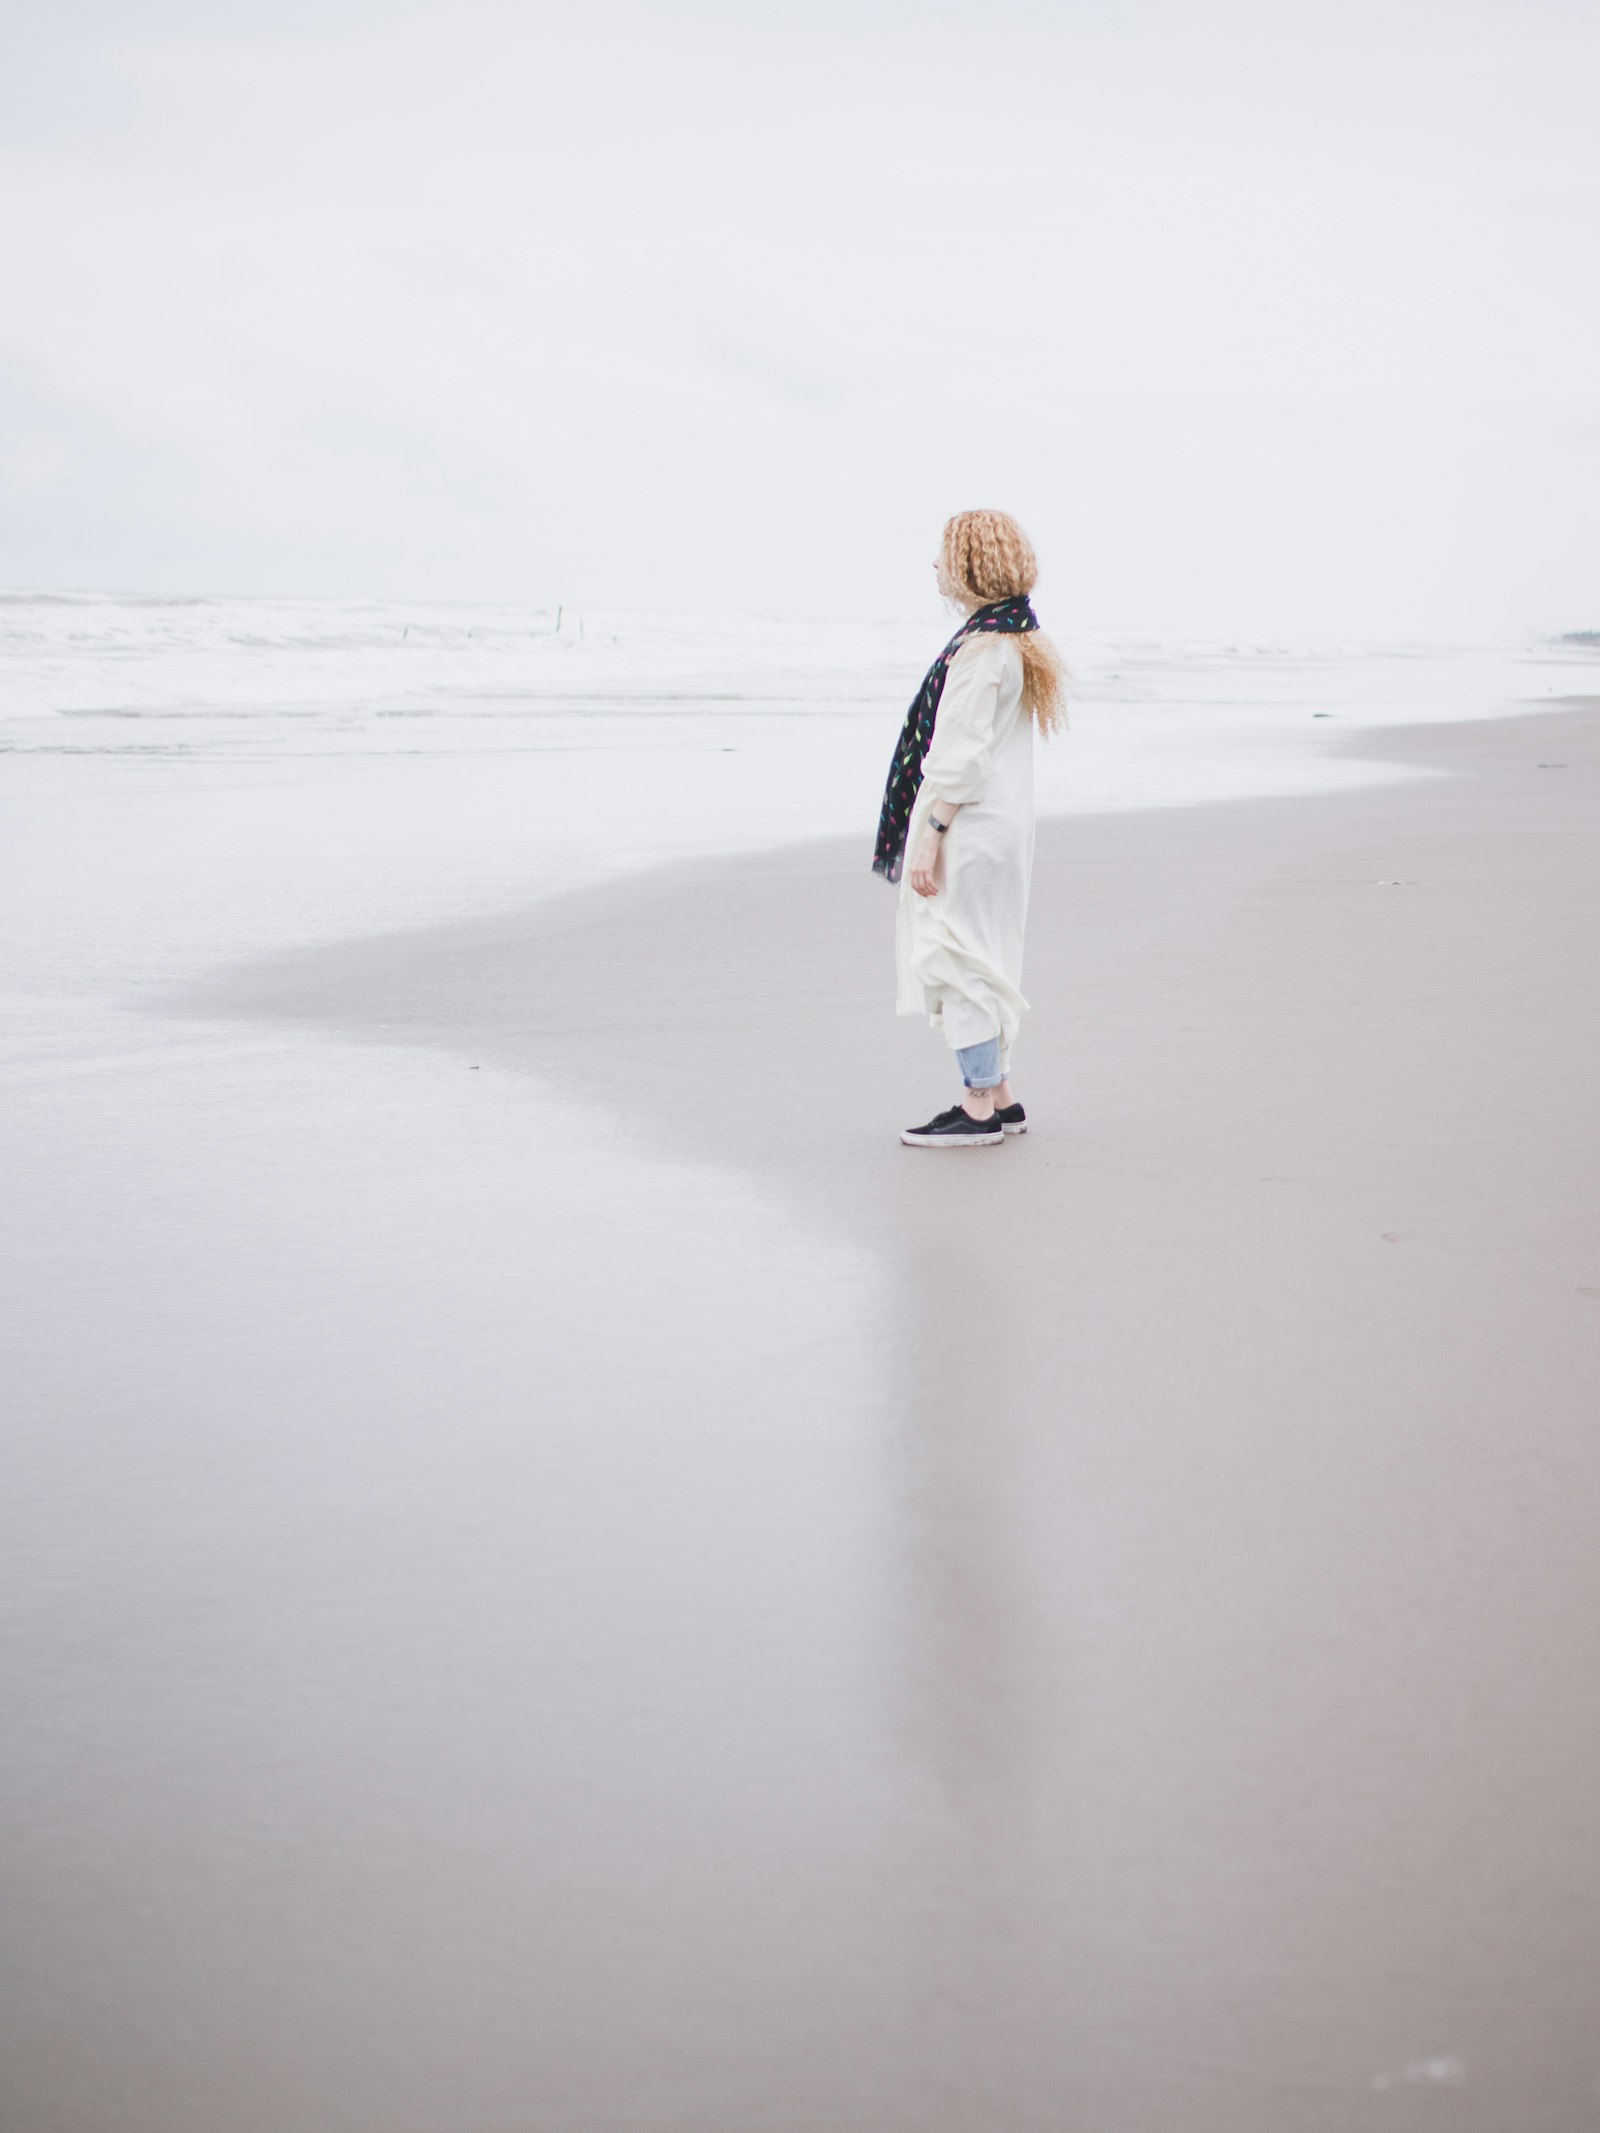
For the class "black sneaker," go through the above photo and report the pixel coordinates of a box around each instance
[995,1102,1028,1136]
[900,1105,1004,1149]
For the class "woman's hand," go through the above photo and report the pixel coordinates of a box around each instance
[909,831,943,898]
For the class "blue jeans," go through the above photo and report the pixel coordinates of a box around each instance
[956,1035,1003,1090]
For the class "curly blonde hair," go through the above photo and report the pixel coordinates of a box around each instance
[940,509,1067,735]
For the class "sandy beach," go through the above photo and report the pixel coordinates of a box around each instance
[17,693,1598,2129]
[3,673,1599,2130]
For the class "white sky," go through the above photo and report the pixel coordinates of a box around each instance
[2,0,1596,634]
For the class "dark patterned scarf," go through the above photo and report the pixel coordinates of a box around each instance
[871,594,1039,881]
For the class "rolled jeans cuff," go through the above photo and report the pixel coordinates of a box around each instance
[956,1035,1003,1089]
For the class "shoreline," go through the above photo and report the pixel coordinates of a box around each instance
[181,694,1600,1217]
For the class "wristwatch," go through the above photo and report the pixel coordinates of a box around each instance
[930,815,951,834]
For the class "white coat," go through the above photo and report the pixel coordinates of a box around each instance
[895,632,1035,1056]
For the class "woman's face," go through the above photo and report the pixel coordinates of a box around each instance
[933,551,965,607]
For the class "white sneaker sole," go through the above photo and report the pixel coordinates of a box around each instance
[1000,1121,1027,1136]
[900,1129,1005,1148]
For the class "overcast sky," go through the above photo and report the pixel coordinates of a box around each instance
[1,0,1596,633]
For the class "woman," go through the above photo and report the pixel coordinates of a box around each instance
[873,509,1066,1149]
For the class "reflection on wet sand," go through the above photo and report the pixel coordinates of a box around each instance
[893,1243,1055,2133]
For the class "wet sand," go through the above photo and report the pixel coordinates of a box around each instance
[11,700,1600,2130]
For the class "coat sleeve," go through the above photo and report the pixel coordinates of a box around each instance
[921,636,1004,805]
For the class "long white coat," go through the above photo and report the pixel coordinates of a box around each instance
[895,632,1035,1056]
